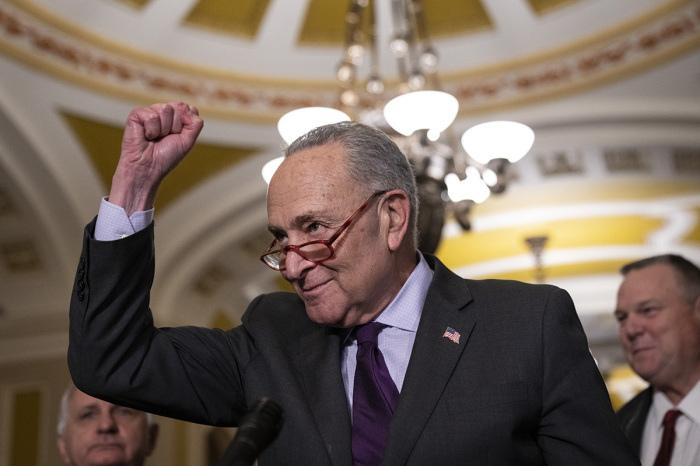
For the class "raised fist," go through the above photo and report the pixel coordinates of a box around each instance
[109,102,204,215]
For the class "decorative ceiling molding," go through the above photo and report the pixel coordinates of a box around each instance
[0,1,697,121]
[440,1,700,115]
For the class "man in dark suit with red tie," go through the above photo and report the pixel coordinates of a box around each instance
[69,102,639,465]
[615,254,700,466]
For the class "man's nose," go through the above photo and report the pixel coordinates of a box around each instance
[96,412,118,433]
[281,249,314,280]
[621,314,644,340]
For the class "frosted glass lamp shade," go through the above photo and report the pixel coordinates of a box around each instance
[461,121,535,164]
[277,107,351,145]
[383,90,458,138]
[261,156,284,184]
[445,167,491,204]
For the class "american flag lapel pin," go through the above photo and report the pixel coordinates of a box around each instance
[443,326,461,344]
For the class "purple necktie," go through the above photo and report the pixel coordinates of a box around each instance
[653,409,682,466]
[351,322,399,466]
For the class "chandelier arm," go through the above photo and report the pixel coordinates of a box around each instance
[271,0,534,253]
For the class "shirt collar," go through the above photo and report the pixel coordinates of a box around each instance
[652,379,700,427]
[678,379,700,426]
[375,252,433,333]
[337,252,434,345]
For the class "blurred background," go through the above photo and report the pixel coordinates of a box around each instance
[0,0,698,464]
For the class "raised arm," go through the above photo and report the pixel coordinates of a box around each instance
[108,102,204,216]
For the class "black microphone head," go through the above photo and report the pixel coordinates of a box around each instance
[218,398,284,466]
[240,397,283,436]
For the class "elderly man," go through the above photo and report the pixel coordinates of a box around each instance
[615,254,700,465]
[57,382,158,466]
[69,102,638,465]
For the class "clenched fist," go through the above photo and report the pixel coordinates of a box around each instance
[109,102,204,216]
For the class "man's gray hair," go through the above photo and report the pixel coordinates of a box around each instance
[284,121,419,246]
[57,381,154,435]
[620,254,700,306]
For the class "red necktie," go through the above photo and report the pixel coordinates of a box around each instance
[653,409,682,466]
[351,322,399,466]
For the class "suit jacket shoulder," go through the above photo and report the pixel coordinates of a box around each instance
[383,255,640,465]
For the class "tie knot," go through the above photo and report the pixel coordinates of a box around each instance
[663,409,682,428]
[355,322,384,345]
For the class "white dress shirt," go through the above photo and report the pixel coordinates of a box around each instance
[640,380,700,466]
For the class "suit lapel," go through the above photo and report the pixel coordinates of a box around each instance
[622,387,653,453]
[296,325,354,466]
[384,256,475,464]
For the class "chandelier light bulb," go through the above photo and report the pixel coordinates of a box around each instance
[345,11,360,25]
[366,75,384,94]
[390,36,409,58]
[340,89,359,107]
[427,129,440,141]
[277,107,351,145]
[445,168,491,204]
[408,70,425,90]
[383,90,459,137]
[481,168,498,187]
[347,43,365,64]
[420,47,438,72]
[461,121,535,164]
[336,62,354,82]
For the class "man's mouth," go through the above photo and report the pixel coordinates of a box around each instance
[301,279,331,296]
[90,443,123,451]
[631,346,654,356]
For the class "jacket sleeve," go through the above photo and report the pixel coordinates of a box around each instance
[537,287,640,465]
[68,218,255,426]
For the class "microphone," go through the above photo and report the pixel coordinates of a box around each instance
[216,398,284,466]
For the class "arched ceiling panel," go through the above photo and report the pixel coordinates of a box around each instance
[421,0,493,37]
[183,0,271,39]
[112,0,149,8]
[528,0,584,15]
[62,110,261,211]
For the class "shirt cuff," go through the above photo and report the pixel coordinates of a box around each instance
[94,197,154,241]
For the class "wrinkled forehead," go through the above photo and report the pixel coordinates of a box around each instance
[69,389,109,410]
[69,390,140,416]
[267,143,355,215]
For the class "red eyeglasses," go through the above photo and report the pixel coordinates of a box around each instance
[260,191,387,271]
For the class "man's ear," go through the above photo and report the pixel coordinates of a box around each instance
[383,190,411,252]
[146,423,160,455]
[57,435,71,464]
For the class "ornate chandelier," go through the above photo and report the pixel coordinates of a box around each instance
[266,0,534,254]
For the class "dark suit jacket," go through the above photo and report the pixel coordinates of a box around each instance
[617,387,653,455]
[69,219,639,465]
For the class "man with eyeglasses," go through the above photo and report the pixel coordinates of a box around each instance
[69,102,639,465]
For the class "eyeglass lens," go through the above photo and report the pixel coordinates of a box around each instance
[265,242,334,269]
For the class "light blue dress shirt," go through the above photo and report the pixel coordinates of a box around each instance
[340,253,433,411]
